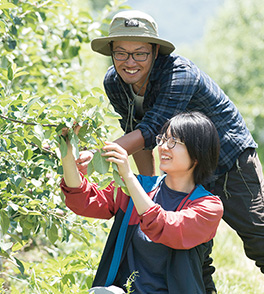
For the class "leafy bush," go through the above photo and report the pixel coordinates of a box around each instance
[0,0,129,292]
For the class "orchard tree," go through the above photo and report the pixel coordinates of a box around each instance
[0,0,130,292]
[200,0,264,163]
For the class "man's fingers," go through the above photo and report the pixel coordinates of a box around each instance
[77,163,88,175]
[76,150,93,163]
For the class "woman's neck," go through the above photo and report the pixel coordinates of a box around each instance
[164,174,196,194]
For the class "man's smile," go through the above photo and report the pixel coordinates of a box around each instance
[124,69,139,74]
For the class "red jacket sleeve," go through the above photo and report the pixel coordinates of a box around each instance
[60,174,128,219]
[139,196,223,249]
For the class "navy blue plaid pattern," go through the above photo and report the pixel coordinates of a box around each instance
[104,54,257,176]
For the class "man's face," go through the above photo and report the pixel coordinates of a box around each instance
[112,41,158,93]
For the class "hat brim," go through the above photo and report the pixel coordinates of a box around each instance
[91,35,175,56]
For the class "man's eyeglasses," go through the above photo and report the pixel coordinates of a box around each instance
[112,51,151,62]
[156,134,185,149]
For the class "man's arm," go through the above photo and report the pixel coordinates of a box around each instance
[113,129,145,155]
[132,149,155,176]
[115,130,156,176]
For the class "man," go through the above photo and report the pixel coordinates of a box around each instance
[77,10,264,293]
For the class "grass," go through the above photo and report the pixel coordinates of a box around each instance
[212,220,264,293]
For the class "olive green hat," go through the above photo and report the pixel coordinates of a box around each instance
[91,10,175,56]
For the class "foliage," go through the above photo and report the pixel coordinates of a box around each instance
[200,0,264,163]
[0,0,130,292]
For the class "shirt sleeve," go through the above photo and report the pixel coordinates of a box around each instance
[60,174,121,219]
[139,196,223,250]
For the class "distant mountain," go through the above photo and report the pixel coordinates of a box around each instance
[125,0,224,46]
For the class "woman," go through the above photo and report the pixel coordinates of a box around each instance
[60,111,223,294]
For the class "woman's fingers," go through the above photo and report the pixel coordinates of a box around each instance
[103,142,127,155]
[73,124,81,135]
[61,127,69,137]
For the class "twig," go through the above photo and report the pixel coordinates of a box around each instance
[0,114,57,127]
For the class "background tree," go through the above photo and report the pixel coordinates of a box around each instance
[196,0,264,163]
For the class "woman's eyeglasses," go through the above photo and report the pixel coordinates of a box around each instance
[156,134,184,149]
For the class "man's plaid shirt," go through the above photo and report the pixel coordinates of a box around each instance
[104,54,257,176]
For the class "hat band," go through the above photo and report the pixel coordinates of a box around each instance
[109,19,158,39]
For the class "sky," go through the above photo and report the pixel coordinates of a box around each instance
[124,0,224,46]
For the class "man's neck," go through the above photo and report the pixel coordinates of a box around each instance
[132,82,148,96]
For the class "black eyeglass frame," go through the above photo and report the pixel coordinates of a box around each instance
[156,134,185,149]
[111,51,151,62]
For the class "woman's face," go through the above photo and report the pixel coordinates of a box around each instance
[158,130,195,177]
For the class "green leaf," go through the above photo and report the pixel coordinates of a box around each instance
[13,257,25,275]
[92,151,110,174]
[31,135,42,149]
[24,149,34,161]
[0,249,10,259]
[87,161,94,176]
[121,186,130,196]
[62,224,70,242]
[113,187,118,203]
[113,170,125,187]
[56,123,67,134]
[105,112,122,119]
[24,96,41,111]
[97,177,112,190]
[7,65,13,81]
[0,210,10,235]
[112,162,119,172]
[7,233,23,244]
[62,274,75,285]
[12,240,28,252]
[47,223,58,244]
[14,71,29,79]
[0,4,17,9]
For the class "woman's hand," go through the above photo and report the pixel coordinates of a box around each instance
[102,142,155,215]
[102,142,133,181]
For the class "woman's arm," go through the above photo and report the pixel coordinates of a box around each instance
[140,196,223,249]
[60,139,82,188]
[102,141,155,215]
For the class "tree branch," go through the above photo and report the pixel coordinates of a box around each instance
[0,114,57,127]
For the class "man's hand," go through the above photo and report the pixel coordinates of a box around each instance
[76,150,95,175]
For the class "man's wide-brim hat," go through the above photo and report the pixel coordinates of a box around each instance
[91,10,175,56]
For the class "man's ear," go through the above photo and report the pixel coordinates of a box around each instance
[155,44,160,59]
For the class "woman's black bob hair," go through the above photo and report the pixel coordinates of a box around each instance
[160,111,220,184]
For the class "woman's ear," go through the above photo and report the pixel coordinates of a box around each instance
[189,159,198,170]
